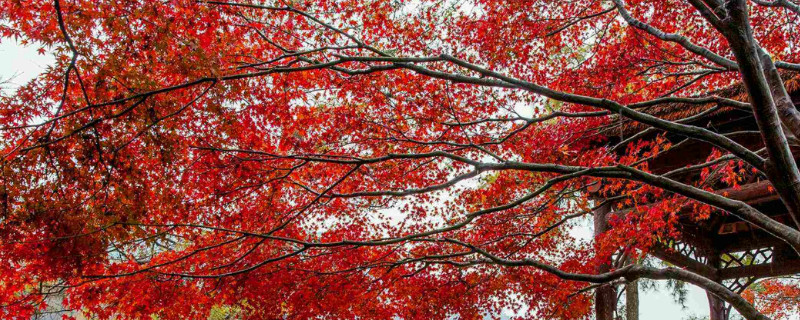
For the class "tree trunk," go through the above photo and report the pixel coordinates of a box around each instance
[758,47,800,145]
[722,0,800,230]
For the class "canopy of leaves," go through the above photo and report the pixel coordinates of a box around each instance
[0,1,798,319]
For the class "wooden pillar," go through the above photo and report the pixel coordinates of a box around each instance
[706,254,728,320]
[594,203,616,320]
[707,292,728,320]
[625,279,639,320]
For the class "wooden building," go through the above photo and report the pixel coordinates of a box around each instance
[594,74,800,320]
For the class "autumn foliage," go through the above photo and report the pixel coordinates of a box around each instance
[0,0,799,319]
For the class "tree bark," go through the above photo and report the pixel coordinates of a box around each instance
[758,47,800,143]
[721,0,800,229]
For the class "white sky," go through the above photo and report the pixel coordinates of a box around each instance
[0,37,723,320]
[0,38,52,93]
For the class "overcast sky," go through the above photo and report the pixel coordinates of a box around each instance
[0,37,725,320]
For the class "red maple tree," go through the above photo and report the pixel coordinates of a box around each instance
[1,0,799,319]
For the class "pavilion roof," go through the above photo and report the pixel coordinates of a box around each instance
[606,72,800,137]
